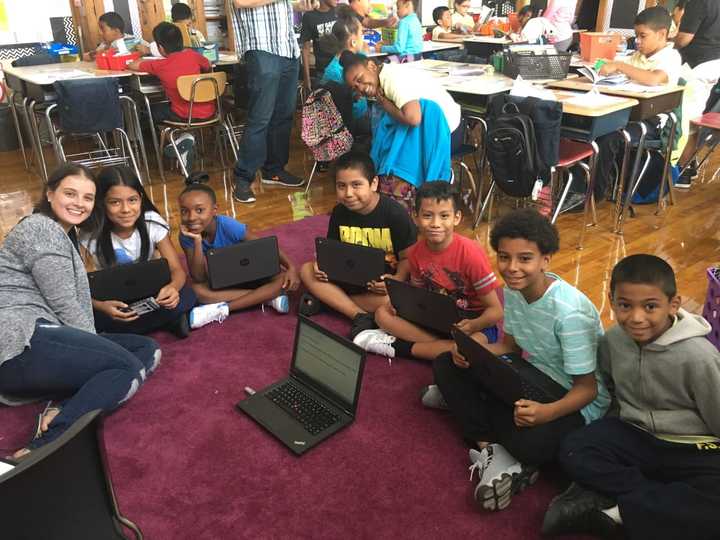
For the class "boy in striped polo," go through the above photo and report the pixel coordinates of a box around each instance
[433,208,610,512]
[353,181,503,361]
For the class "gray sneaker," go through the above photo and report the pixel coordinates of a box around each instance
[420,384,449,410]
[469,444,539,512]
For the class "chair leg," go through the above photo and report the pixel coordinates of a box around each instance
[656,112,678,213]
[8,91,29,169]
[613,128,633,233]
[474,181,496,228]
[551,170,574,224]
[158,128,169,183]
[576,162,594,250]
[221,120,238,162]
[168,129,190,179]
[115,128,143,184]
[304,161,318,194]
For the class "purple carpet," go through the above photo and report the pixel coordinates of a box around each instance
[0,215,589,539]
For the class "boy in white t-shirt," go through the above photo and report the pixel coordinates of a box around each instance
[591,6,682,205]
[432,6,463,41]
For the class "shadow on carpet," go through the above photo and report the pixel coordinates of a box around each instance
[0,214,591,539]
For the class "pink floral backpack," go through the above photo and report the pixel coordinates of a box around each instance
[301,88,353,162]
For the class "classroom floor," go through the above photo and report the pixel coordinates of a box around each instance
[1,123,718,326]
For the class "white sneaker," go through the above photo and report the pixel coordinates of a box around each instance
[265,293,289,314]
[468,444,539,512]
[420,384,449,410]
[353,329,396,358]
[189,302,229,329]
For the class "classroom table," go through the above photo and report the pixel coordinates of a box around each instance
[397,60,639,230]
[1,60,144,182]
[461,36,514,58]
[367,40,463,58]
[547,77,685,233]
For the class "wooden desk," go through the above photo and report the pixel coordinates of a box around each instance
[367,41,463,58]
[547,78,684,121]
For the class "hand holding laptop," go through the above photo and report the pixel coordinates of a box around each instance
[95,300,140,322]
[450,343,471,369]
[156,284,180,309]
[313,260,329,283]
[367,274,393,295]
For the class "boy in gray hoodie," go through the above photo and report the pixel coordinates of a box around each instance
[542,254,720,540]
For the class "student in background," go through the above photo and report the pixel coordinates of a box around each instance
[592,6,682,202]
[0,163,160,461]
[511,5,562,46]
[433,209,609,512]
[675,0,720,68]
[542,0,576,51]
[301,0,338,94]
[299,151,416,339]
[178,184,300,329]
[544,255,720,540]
[353,181,502,361]
[431,6,463,41]
[378,0,422,56]
[341,51,460,211]
[171,2,207,47]
[80,166,196,338]
[321,6,369,123]
[87,11,149,59]
[451,0,479,34]
[129,22,213,182]
[348,0,398,29]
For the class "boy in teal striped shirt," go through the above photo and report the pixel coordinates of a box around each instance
[433,208,610,513]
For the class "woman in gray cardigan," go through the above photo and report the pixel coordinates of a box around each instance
[0,163,161,461]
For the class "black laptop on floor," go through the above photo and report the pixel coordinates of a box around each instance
[88,258,171,303]
[206,236,280,290]
[315,237,386,288]
[385,278,461,334]
[452,328,568,405]
[236,315,366,455]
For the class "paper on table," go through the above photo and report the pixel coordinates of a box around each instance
[509,75,556,101]
[565,88,627,106]
[0,460,15,476]
[611,82,668,93]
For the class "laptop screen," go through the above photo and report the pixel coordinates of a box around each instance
[292,319,363,408]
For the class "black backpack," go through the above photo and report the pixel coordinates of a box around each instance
[485,101,542,198]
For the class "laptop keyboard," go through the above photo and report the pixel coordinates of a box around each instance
[267,381,340,435]
[519,379,550,403]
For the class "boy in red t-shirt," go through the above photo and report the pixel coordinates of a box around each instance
[129,22,214,180]
[353,181,503,361]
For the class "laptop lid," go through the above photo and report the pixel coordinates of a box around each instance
[385,278,460,334]
[206,236,280,290]
[315,237,386,288]
[87,258,171,302]
[290,315,366,416]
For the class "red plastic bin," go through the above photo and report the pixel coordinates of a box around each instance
[580,32,621,62]
[95,52,111,69]
[703,267,720,351]
[95,51,141,71]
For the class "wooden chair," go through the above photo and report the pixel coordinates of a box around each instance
[157,71,237,181]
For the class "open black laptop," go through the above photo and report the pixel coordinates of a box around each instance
[452,328,568,406]
[236,315,366,456]
[315,237,386,288]
[88,258,170,303]
[385,278,461,335]
[206,236,280,290]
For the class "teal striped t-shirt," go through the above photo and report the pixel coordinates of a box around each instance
[503,273,610,424]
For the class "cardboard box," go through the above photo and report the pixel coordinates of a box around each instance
[580,32,621,62]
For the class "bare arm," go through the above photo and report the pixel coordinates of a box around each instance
[514,372,598,427]
[456,289,504,334]
[376,93,422,126]
[180,230,208,283]
[302,42,313,90]
[674,31,694,49]
[601,61,670,86]
[156,236,187,292]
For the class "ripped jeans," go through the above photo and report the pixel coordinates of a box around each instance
[0,319,160,449]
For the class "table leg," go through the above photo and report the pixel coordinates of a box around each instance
[140,93,162,176]
[656,112,677,214]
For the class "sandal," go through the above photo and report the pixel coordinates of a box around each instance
[33,402,61,440]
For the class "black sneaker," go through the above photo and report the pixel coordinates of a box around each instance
[559,192,587,214]
[233,182,256,203]
[542,482,619,538]
[675,169,695,189]
[169,313,190,339]
[298,292,323,317]
[349,312,377,340]
[261,170,305,188]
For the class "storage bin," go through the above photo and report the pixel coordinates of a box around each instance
[703,267,720,351]
[580,32,621,62]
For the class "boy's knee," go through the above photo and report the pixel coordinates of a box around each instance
[374,304,393,326]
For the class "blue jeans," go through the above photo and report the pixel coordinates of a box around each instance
[0,320,160,449]
[93,283,197,334]
[233,50,299,185]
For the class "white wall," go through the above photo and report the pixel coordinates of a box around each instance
[0,0,72,45]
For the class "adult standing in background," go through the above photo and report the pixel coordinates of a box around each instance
[543,0,576,51]
[675,0,720,68]
[229,0,318,204]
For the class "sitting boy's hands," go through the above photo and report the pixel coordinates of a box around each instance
[513,399,554,427]
[180,225,203,242]
[313,260,329,282]
[156,285,180,309]
[367,274,391,295]
[283,265,301,291]
[456,318,481,334]
[450,343,470,369]
[98,300,139,322]
[598,61,620,75]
